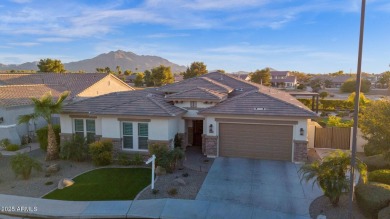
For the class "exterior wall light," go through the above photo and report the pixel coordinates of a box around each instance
[209,124,214,133]
[300,128,304,136]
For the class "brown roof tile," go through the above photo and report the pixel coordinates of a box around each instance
[62,90,186,117]
[199,88,317,118]
[0,84,68,107]
[158,77,233,93]
[165,87,227,102]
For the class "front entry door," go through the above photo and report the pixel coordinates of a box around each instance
[192,120,203,146]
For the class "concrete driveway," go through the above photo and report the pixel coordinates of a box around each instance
[196,157,323,218]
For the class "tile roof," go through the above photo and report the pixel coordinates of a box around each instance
[0,73,132,97]
[157,76,233,93]
[0,84,68,107]
[165,87,227,102]
[199,88,317,118]
[201,72,258,92]
[270,71,289,76]
[62,90,186,117]
[271,76,297,83]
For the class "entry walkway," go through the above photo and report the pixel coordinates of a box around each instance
[0,194,311,219]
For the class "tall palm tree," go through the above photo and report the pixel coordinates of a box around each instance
[299,150,367,207]
[18,91,69,161]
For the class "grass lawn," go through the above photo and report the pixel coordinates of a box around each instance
[43,168,151,201]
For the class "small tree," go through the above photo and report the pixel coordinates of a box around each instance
[347,92,370,109]
[310,78,323,92]
[340,79,371,93]
[134,73,144,87]
[319,91,328,100]
[360,100,390,160]
[18,91,69,160]
[37,58,66,73]
[151,65,174,86]
[183,61,208,79]
[299,150,367,207]
[10,153,42,180]
[249,68,271,86]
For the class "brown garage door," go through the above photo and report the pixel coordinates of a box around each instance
[219,123,293,161]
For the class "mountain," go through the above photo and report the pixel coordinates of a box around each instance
[0,50,187,73]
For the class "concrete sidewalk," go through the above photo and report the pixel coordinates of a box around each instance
[0,194,311,219]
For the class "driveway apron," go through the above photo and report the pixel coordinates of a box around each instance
[196,157,323,217]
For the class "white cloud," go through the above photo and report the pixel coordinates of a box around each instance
[37,37,73,42]
[8,42,39,47]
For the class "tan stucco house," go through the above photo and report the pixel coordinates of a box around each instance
[0,73,134,144]
[60,72,317,162]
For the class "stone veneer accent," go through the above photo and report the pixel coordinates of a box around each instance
[177,133,186,151]
[294,140,308,162]
[204,135,218,158]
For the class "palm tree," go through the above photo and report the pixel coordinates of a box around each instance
[299,150,367,207]
[18,91,69,161]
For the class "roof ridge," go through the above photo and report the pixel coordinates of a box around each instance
[204,71,260,89]
[199,77,233,91]
[0,83,61,87]
[147,94,176,116]
[256,88,317,116]
[199,89,257,113]
[197,87,225,99]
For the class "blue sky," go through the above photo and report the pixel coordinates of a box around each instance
[0,0,389,73]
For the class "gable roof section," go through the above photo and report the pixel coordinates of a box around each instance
[270,71,289,76]
[62,90,186,117]
[199,88,317,118]
[0,84,67,108]
[201,72,258,92]
[0,73,133,97]
[165,87,227,102]
[158,76,233,93]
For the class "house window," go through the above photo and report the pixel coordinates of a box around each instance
[138,123,148,150]
[122,122,149,150]
[190,101,197,108]
[74,119,96,143]
[123,123,133,149]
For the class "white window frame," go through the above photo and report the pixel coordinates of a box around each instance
[121,121,149,151]
[190,101,197,108]
[73,119,95,142]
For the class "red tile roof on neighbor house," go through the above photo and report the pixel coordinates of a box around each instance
[0,84,68,108]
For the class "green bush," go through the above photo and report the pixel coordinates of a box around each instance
[378,205,390,219]
[60,135,88,161]
[362,155,390,171]
[10,153,42,180]
[174,133,182,148]
[341,79,371,93]
[36,125,61,151]
[132,153,144,166]
[118,153,131,166]
[0,138,11,148]
[369,170,390,185]
[297,84,306,90]
[6,144,20,151]
[355,182,390,218]
[148,144,184,173]
[364,144,383,157]
[89,140,113,166]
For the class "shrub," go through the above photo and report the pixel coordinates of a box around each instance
[341,79,371,93]
[362,154,390,171]
[319,91,328,99]
[369,170,390,185]
[364,143,384,157]
[131,153,144,166]
[167,188,178,196]
[297,84,306,90]
[379,206,390,219]
[148,144,184,173]
[355,182,390,218]
[118,153,131,166]
[36,125,61,151]
[5,144,20,151]
[10,153,42,180]
[60,135,88,161]
[148,143,169,166]
[174,133,182,148]
[0,138,11,148]
[89,140,113,166]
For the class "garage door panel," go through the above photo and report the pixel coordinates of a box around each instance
[219,123,293,161]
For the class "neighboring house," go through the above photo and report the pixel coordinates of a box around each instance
[270,71,297,89]
[0,73,134,144]
[60,72,317,162]
[329,75,353,88]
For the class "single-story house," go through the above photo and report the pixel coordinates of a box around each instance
[60,72,317,162]
[0,73,134,144]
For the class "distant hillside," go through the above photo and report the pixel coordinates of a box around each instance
[0,50,187,73]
